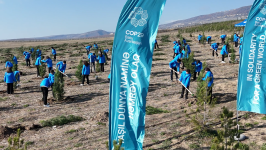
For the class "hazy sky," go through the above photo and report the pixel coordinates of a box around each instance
[0,0,254,40]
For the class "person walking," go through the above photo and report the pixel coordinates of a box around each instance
[35,56,42,77]
[179,69,191,99]
[81,61,90,86]
[4,67,16,94]
[202,68,214,102]
[51,47,56,61]
[98,54,106,72]
[40,76,51,107]
[211,43,219,57]
[192,60,203,80]
[220,44,228,63]
[42,56,53,73]
[56,61,66,78]
[169,59,181,82]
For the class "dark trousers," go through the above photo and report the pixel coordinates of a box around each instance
[91,62,95,72]
[181,86,189,97]
[199,40,201,43]
[100,63,104,72]
[54,54,56,61]
[222,55,225,61]
[154,43,159,49]
[173,53,177,58]
[7,83,14,94]
[212,50,218,57]
[170,67,178,81]
[208,39,211,44]
[87,51,89,55]
[105,53,109,60]
[26,59,30,66]
[36,65,40,76]
[82,75,89,84]
[48,67,52,73]
[207,87,213,102]
[235,42,238,47]
[41,87,48,105]
[193,72,200,80]
[221,38,225,44]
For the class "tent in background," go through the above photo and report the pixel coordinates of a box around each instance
[235,19,247,27]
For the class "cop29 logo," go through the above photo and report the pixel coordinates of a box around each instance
[259,0,266,15]
[128,7,148,27]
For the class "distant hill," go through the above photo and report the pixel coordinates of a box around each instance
[4,30,114,41]
[159,5,251,29]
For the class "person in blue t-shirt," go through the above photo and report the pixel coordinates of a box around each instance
[51,47,57,61]
[211,43,219,57]
[202,68,214,102]
[179,69,191,99]
[207,36,212,44]
[40,76,51,107]
[169,59,181,81]
[220,34,227,44]
[103,49,109,60]
[97,54,106,72]
[198,34,202,43]
[24,52,31,67]
[154,39,159,50]
[5,61,13,69]
[192,60,203,80]
[35,56,42,77]
[56,61,67,78]
[14,70,22,83]
[4,67,16,94]
[42,56,53,73]
[49,70,55,97]
[81,61,90,86]
[233,33,239,47]
[220,44,228,63]
[83,45,92,55]
[93,43,98,50]
[89,53,97,73]
[12,55,18,65]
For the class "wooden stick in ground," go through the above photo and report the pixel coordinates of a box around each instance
[170,68,194,96]
[53,67,70,78]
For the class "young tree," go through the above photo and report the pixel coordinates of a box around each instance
[182,52,195,78]
[200,32,206,45]
[39,64,47,78]
[7,128,28,150]
[53,69,64,101]
[75,60,83,81]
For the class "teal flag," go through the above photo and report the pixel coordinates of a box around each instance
[109,0,166,149]
[237,0,266,114]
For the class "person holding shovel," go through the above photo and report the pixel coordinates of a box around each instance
[179,69,191,100]
[84,45,92,55]
[169,58,181,82]
[211,43,219,57]
[35,56,42,77]
[40,76,51,107]
[56,61,66,78]
[202,68,214,102]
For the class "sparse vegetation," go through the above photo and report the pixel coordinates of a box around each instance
[40,115,83,127]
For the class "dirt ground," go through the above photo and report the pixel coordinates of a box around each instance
[0,31,266,150]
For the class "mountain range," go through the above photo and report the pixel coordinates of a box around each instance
[4,5,251,41]
[159,5,251,29]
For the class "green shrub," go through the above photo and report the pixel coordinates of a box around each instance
[39,64,47,78]
[53,69,64,101]
[146,106,169,115]
[161,35,171,42]
[40,115,83,127]
[7,128,28,150]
